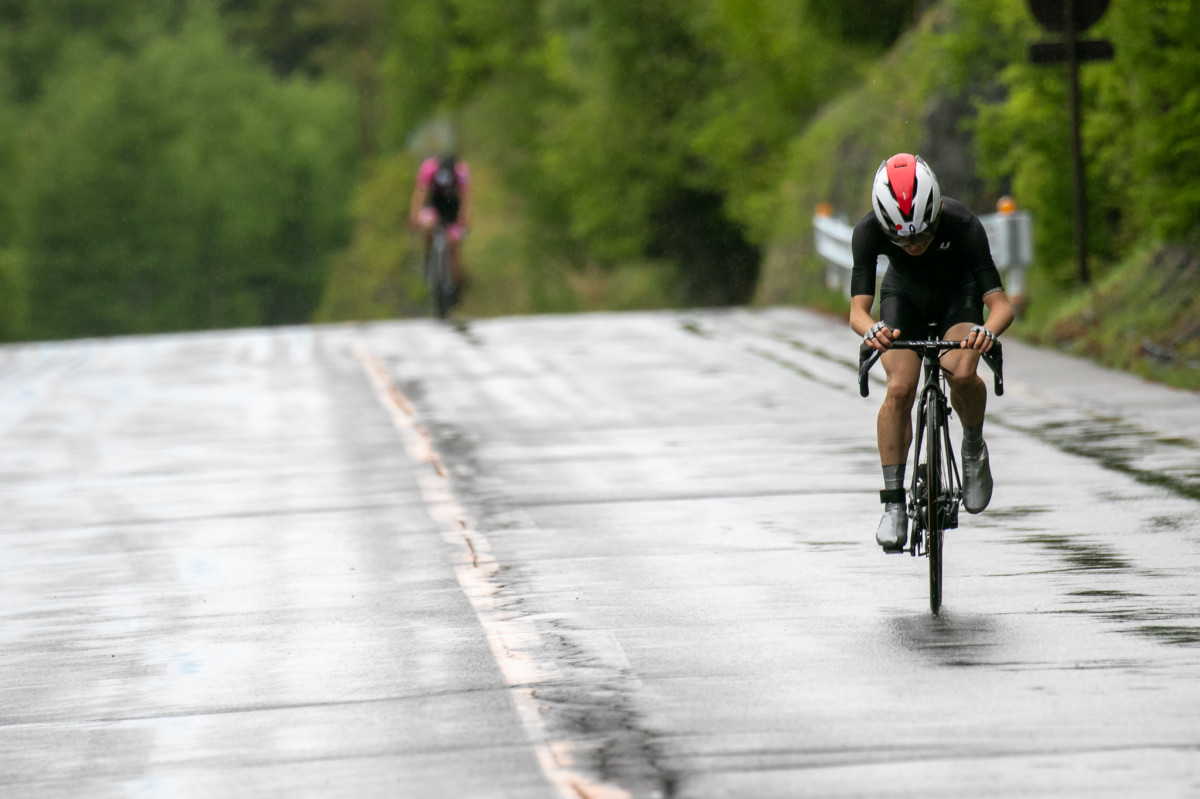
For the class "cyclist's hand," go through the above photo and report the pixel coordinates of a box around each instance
[863,321,899,351]
[962,325,996,352]
[416,208,438,231]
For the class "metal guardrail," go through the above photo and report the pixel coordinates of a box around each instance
[815,208,1033,298]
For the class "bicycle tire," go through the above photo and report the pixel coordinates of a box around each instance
[926,396,944,614]
[428,231,452,320]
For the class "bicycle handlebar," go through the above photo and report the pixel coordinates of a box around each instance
[857,339,1004,398]
[891,340,961,350]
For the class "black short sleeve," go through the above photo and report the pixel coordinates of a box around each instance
[850,212,885,298]
[962,215,1005,295]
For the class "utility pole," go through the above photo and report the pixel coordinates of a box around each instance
[1064,0,1089,284]
[1028,0,1112,285]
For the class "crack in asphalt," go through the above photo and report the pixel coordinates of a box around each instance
[728,320,1200,504]
[418,416,679,798]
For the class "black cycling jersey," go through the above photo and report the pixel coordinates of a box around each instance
[850,197,1004,300]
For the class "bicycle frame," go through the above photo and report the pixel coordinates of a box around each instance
[904,341,961,553]
[426,224,452,319]
[858,334,1004,614]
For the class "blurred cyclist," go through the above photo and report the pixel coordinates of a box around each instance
[409,153,472,302]
[849,153,1015,552]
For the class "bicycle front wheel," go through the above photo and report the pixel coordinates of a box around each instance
[925,397,944,614]
[428,235,451,320]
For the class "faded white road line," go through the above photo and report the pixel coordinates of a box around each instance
[352,342,631,799]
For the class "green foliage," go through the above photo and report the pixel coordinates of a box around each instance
[220,0,334,76]
[8,9,357,339]
[0,0,183,103]
[380,0,458,152]
[807,0,915,48]
[753,0,1200,389]
[762,2,977,304]
[532,0,705,262]
[686,0,868,242]
[1023,244,1200,390]
[0,0,1193,379]
[314,154,426,322]
[975,0,1200,286]
[975,63,1079,282]
[219,0,389,155]
[1096,0,1200,244]
[340,0,896,316]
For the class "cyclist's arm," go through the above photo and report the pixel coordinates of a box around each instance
[409,159,439,229]
[458,182,473,231]
[983,289,1014,337]
[408,183,426,230]
[849,217,898,350]
[960,215,1012,350]
[849,294,876,338]
[963,289,1015,351]
[851,294,899,351]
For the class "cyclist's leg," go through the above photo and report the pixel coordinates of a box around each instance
[877,292,924,466]
[875,292,922,550]
[418,207,436,261]
[938,284,987,426]
[447,226,465,288]
[876,349,920,549]
[941,321,985,426]
[939,289,993,512]
[878,348,921,464]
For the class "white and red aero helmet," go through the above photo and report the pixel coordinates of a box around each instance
[871,153,942,239]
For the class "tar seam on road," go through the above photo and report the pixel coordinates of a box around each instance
[351,342,633,799]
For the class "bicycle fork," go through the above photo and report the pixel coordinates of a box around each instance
[907,386,962,557]
[908,392,931,558]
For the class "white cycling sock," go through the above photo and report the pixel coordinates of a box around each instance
[882,464,905,492]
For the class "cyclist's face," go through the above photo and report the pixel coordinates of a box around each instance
[899,238,933,256]
[889,226,936,256]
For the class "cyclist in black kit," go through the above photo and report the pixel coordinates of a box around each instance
[849,153,1015,551]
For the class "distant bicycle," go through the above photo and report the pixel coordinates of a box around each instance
[425,222,455,320]
[410,154,471,321]
[858,327,1004,614]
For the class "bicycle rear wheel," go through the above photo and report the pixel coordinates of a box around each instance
[925,397,944,614]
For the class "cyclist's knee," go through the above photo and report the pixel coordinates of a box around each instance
[945,367,982,394]
[942,345,979,371]
[883,379,917,409]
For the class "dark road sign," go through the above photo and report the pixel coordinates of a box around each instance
[1030,39,1114,63]
[1028,0,1110,32]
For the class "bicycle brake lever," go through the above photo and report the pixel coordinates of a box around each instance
[858,345,879,398]
[984,342,1005,396]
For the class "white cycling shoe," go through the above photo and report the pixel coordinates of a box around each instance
[962,441,993,514]
[876,501,908,551]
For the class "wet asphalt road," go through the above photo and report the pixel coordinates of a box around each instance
[1,308,1199,798]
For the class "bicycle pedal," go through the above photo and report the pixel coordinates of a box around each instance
[881,544,907,555]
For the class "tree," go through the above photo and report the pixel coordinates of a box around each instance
[9,9,357,339]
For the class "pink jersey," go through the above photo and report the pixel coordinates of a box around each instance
[416,158,471,190]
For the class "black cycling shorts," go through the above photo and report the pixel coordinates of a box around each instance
[879,274,983,340]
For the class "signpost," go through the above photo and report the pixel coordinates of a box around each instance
[1028,0,1109,31]
[1027,0,1112,285]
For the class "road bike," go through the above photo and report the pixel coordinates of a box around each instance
[858,329,1004,614]
[425,223,455,320]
